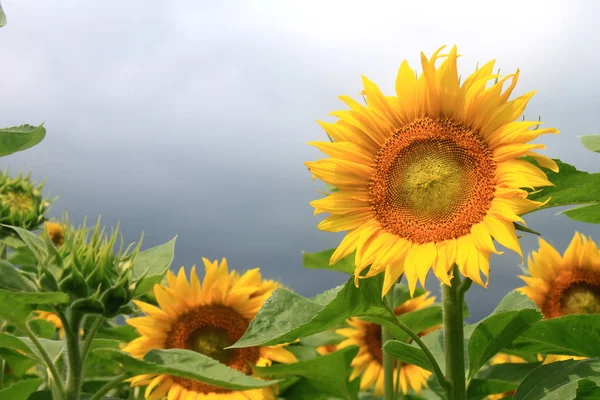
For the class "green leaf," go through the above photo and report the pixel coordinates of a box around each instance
[467,301,541,378]
[467,379,516,400]
[0,124,46,157]
[94,348,279,390]
[302,248,355,275]
[0,260,36,291]
[0,289,68,329]
[96,324,139,342]
[0,378,42,400]
[0,236,26,249]
[562,203,600,224]
[300,330,345,349]
[514,223,540,236]
[2,225,49,265]
[523,158,600,224]
[282,378,350,400]
[0,348,37,376]
[28,318,58,339]
[508,314,600,357]
[383,340,433,372]
[253,345,360,400]
[132,236,177,297]
[579,134,600,153]
[0,332,64,364]
[576,379,600,399]
[475,362,542,384]
[513,358,600,400]
[230,275,393,348]
[84,339,123,380]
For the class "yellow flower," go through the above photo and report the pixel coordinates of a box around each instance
[337,292,438,396]
[123,258,297,400]
[316,343,338,356]
[306,45,558,295]
[44,221,65,248]
[489,353,528,365]
[518,232,600,318]
[34,311,65,338]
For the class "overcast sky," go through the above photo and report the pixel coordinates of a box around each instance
[2,0,600,321]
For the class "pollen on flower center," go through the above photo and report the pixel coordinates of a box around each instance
[560,283,600,315]
[370,117,496,243]
[165,305,260,394]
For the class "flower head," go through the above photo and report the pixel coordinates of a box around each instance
[306,46,558,295]
[123,258,297,400]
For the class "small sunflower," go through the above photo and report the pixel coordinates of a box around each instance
[123,258,297,400]
[518,232,600,318]
[316,343,338,356]
[34,311,65,339]
[44,221,65,248]
[306,45,558,295]
[337,292,437,396]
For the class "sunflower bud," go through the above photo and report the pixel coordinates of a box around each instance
[0,170,52,234]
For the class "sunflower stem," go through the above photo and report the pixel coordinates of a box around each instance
[61,310,84,400]
[383,289,396,400]
[81,316,105,362]
[24,322,66,399]
[90,373,127,400]
[442,265,469,400]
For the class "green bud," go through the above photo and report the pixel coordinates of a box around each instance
[0,170,53,233]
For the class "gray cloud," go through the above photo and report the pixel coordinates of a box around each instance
[2,0,600,321]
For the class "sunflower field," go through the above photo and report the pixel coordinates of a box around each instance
[1,4,600,400]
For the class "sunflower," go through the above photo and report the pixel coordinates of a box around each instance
[337,292,437,395]
[34,311,65,339]
[123,258,297,400]
[316,343,338,356]
[306,45,558,295]
[44,221,65,248]
[518,232,600,318]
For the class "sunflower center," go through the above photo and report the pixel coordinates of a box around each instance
[4,191,36,213]
[165,305,260,394]
[370,117,496,243]
[543,270,600,318]
[365,323,383,364]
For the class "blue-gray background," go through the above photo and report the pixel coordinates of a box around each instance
[2,1,600,321]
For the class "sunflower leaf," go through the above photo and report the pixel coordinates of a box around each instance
[513,223,540,236]
[513,358,600,400]
[467,292,542,379]
[93,348,281,390]
[382,340,433,372]
[0,332,64,365]
[253,345,360,400]
[302,248,355,275]
[466,379,517,400]
[507,314,600,357]
[0,260,36,291]
[131,236,177,297]
[523,158,600,224]
[229,275,395,348]
[579,134,600,153]
[475,362,542,384]
[0,378,43,400]
[576,378,600,399]
[0,124,46,157]
[0,289,69,329]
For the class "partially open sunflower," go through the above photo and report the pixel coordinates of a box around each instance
[306,45,558,295]
[336,292,438,395]
[123,259,297,400]
[518,232,600,318]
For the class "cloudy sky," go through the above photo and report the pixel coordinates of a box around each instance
[2,0,599,320]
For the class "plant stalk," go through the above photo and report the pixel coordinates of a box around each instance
[90,373,127,400]
[61,310,84,400]
[24,323,66,398]
[382,290,395,400]
[442,265,470,400]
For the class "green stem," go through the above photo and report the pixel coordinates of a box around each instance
[24,323,66,398]
[81,316,105,362]
[442,265,471,400]
[390,311,449,392]
[90,374,127,400]
[0,243,7,259]
[60,310,84,400]
[382,290,395,400]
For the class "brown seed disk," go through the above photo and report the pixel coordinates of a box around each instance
[543,269,600,318]
[369,117,496,243]
[165,304,260,394]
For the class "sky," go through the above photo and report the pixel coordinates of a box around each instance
[1,0,600,321]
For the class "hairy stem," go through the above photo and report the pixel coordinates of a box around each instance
[24,323,66,398]
[61,310,84,400]
[442,265,470,400]
[382,290,395,400]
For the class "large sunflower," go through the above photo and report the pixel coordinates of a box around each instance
[518,232,600,318]
[123,258,297,400]
[337,292,437,395]
[306,45,558,295]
